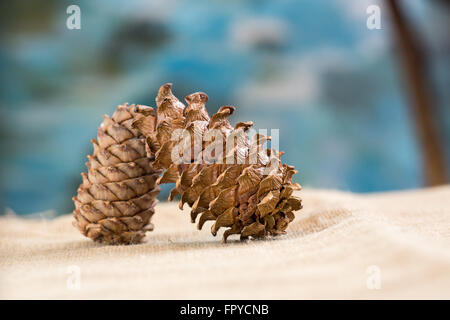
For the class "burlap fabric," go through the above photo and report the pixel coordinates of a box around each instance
[1,187,449,299]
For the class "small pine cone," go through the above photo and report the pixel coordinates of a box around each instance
[73,104,162,244]
[133,84,302,243]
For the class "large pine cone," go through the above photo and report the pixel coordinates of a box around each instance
[73,104,161,244]
[133,84,302,243]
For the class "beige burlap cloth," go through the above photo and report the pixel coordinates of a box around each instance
[1,187,450,299]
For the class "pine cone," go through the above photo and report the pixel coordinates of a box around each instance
[133,84,302,243]
[73,104,161,244]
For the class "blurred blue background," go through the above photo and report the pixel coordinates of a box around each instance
[1,0,449,215]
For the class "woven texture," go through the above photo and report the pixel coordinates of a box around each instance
[1,187,450,299]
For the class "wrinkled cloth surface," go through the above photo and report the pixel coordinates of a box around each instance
[1,187,450,299]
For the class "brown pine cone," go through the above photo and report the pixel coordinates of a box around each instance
[73,104,161,244]
[133,84,302,243]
